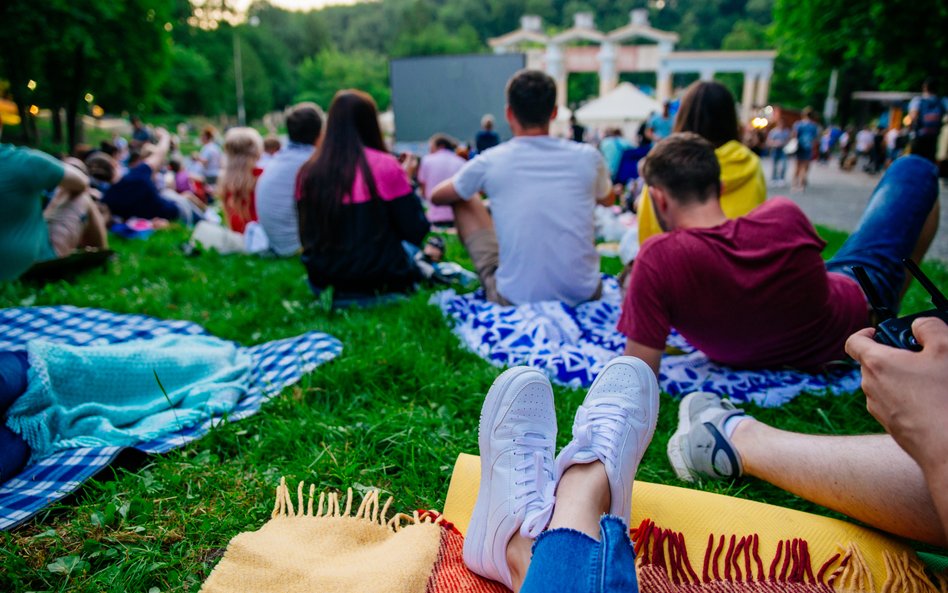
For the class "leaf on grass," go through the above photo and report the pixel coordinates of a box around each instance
[47,555,89,576]
[31,528,58,540]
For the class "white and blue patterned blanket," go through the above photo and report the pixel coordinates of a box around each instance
[432,276,861,407]
[0,306,342,530]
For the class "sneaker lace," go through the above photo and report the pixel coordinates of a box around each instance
[570,403,631,463]
[512,432,556,538]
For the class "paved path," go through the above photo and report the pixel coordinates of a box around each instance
[765,160,948,263]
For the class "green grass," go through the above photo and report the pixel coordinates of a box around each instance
[0,226,946,592]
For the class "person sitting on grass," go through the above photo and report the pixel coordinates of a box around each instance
[620,133,940,376]
[668,316,948,548]
[464,355,658,592]
[635,81,766,246]
[255,102,323,257]
[416,133,466,228]
[297,89,429,300]
[218,127,263,234]
[102,128,206,225]
[431,69,615,307]
[0,118,109,282]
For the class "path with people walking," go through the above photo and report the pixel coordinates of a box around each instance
[769,160,948,262]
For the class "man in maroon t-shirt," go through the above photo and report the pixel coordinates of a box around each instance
[620,133,940,376]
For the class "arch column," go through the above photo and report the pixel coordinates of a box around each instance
[699,68,715,81]
[755,72,771,108]
[656,66,672,104]
[598,41,618,97]
[545,43,567,108]
[741,71,758,122]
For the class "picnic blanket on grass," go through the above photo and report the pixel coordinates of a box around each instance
[0,306,342,530]
[201,456,947,593]
[431,276,862,407]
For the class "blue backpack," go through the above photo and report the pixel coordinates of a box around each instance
[915,96,946,137]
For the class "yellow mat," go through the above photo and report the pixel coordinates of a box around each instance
[444,453,938,591]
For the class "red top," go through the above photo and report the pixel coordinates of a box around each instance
[225,167,263,233]
[618,198,869,371]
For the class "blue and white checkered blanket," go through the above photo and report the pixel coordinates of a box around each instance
[0,306,342,531]
[431,276,861,407]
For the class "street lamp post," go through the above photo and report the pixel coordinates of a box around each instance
[233,15,259,127]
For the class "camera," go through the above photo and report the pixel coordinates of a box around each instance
[852,259,948,352]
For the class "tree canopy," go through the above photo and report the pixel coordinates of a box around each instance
[3,0,946,144]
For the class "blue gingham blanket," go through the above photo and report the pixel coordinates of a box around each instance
[431,276,861,406]
[0,306,342,531]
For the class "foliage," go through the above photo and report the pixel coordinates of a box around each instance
[0,226,944,591]
[772,0,948,119]
[0,0,172,147]
[296,50,392,112]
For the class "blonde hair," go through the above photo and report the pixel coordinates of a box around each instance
[219,127,263,227]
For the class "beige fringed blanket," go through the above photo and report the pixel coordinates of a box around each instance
[202,455,948,593]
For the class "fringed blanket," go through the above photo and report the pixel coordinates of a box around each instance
[431,276,862,406]
[201,466,947,593]
[0,306,342,530]
[444,453,947,592]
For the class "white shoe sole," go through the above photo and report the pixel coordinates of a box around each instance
[463,366,551,587]
[666,391,707,482]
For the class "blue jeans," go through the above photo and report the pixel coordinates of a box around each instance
[0,351,31,484]
[826,156,939,314]
[521,515,639,593]
[772,150,787,181]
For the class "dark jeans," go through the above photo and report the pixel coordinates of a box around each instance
[772,150,788,181]
[0,351,31,484]
[826,155,940,314]
[521,516,638,593]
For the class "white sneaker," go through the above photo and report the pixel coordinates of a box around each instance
[553,356,658,527]
[463,367,557,588]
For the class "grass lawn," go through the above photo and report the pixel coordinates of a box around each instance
[1,225,946,592]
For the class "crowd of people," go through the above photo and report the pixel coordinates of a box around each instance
[2,67,947,591]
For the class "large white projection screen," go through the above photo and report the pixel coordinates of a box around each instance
[390,53,527,145]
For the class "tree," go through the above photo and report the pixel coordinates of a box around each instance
[0,0,172,148]
[773,0,948,120]
[296,50,391,111]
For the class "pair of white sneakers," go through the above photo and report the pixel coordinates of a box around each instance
[463,357,659,588]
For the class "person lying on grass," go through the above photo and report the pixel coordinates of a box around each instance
[0,117,109,282]
[465,356,658,592]
[431,69,617,307]
[668,316,948,548]
[620,133,940,376]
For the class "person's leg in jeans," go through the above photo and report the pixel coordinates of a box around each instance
[0,351,32,483]
[826,155,940,313]
[464,357,657,592]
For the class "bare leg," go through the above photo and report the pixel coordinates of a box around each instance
[506,462,611,592]
[80,194,109,250]
[901,200,941,299]
[451,197,494,243]
[45,192,107,256]
[732,419,946,546]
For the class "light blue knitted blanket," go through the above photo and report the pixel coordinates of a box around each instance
[6,334,251,458]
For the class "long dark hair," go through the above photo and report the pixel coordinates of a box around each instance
[299,90,387,248]
[673,81,740,148]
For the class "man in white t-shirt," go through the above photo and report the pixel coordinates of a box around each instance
[432,70,614,306]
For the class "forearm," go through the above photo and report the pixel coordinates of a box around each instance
[920,459,948,544]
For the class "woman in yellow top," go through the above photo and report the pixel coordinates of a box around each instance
[637,80,766,244]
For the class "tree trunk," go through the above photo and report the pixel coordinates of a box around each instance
[51,108,63,144]
[65,103,82,152]
[10,89,37,145]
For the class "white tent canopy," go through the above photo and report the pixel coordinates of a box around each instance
[575,83,662,132]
